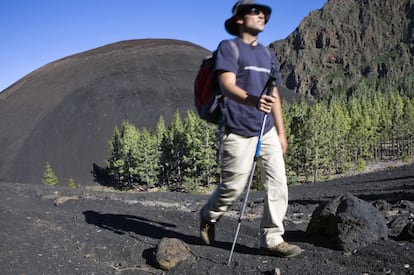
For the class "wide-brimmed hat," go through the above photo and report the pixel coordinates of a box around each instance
[225,0,272,35]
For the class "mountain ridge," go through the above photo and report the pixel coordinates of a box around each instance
[271,0,414,97]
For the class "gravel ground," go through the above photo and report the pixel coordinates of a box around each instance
[0,162,413,274]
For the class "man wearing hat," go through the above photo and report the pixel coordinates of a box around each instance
[199,0,302,258]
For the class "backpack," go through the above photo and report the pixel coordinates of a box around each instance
[194,40,239,124]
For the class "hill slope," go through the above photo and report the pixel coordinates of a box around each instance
[0,39,209,184]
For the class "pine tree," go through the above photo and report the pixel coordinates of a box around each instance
[156,115,167,142]
[369,91,384,160]
[283,100,300,183]
[182,110,217,192]
[329,99,352,173]
[284,99,309,181]
[348,96,372,165]
[107,126,122,184]
[120,120,140,188]
[156,116,167,186]
[68,178,78,188]
[136,128,158,188]
[159,110,186,190]
[402,97,414,157]
[377,91,393,160]
[304,101,333,182]
[389,93,404,159]
[107,120,139,189]
[42,162,58,186]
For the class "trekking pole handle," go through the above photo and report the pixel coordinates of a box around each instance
[254,74,275,160]
[265,74,276,96]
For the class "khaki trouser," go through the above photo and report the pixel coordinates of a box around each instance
[202,127,288,248]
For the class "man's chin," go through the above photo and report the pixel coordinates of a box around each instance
[251,29,263,36]
[251,26,264,35]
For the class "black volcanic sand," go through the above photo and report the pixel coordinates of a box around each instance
[1,163,413,274]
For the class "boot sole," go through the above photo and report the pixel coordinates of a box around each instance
[260,247,303,258]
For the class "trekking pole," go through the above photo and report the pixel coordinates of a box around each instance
[227,74,276,265]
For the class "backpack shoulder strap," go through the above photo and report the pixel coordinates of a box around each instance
[214,40,240,176]
[228,39,240,63]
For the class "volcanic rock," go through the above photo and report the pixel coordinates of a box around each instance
[155,237,193,270]
[306,193,389,251]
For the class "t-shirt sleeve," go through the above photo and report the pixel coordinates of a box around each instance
[214,40,238,74]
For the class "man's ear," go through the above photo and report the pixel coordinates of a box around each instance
[236,16,244,26]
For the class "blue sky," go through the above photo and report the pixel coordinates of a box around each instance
[0,0,326,92]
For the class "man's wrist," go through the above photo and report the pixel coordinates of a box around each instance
[246,93,260,108]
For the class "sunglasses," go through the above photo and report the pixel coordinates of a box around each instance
[239,7,270,21]
[239,7,265,16]
[246,7,264,15]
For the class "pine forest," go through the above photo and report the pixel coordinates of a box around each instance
[100,79,414,192]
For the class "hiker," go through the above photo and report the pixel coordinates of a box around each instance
[199,0,302,258]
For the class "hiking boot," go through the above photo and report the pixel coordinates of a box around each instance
[260,242,303,258]
[200,211,215,245]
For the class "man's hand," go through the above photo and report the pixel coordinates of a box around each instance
[256,94,275,113]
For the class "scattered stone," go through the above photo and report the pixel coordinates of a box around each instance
[400,200,414,210]
[272,267,281,275]
[155,238,192,271]
[372,199,390,212]
[54,195,79,206]
[398,221,414,241]
[307,193,388,251]
[41,191,59,201]
[387,215,409,237]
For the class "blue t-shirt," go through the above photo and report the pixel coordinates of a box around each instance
[214,38,282,137]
